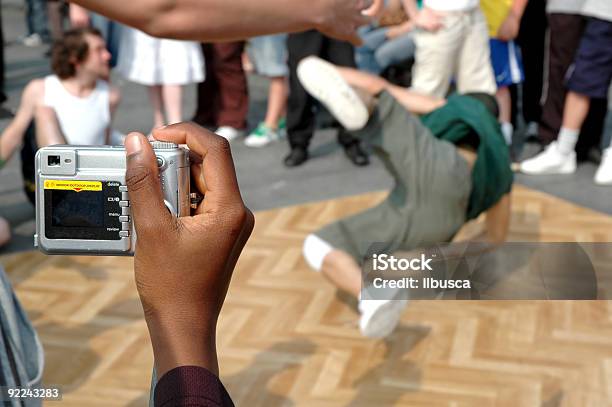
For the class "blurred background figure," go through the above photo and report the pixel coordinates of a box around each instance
[355,0,415,75]
[284,30,369,167]
[23,0,50,46]
[244,34,288,148]
[404,0,496,98]
[520,0,612,184]
[480,0,528,147]
[117,27,204,129]
[69,4,123,68]
[193,41,248,141]
[0,28,121,204]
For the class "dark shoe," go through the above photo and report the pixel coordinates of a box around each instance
[344,143,369,166]
[284,147,309,167]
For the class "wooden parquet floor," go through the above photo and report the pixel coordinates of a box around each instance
[2,185,612,407]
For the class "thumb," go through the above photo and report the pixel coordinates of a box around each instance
[124,132,174,239]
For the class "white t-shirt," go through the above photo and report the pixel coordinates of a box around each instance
[423,0,479,12]
[42,75,110,145]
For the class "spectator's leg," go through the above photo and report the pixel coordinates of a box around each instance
[148,85,166,128]
[25,0,50,40]
[162,84,183,125]
[213,41,248,130]
[516,0,547,126]
[325,36,363,149]
[264,77,287,129]
[456,9,496,96]
[539,14,586,144]
[46,0,65,41]
[497,86,513,145]
[355,26,388,74]
[374,32,416,73]
[410,14,460,98]
[286,30,324,151]
[193,44,218,127]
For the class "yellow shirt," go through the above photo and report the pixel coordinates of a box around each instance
[480,0,513,38]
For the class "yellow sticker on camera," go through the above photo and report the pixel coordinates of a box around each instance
[44,180,102,192]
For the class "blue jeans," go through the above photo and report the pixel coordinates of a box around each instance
[356,25,416,74]
[25,0,50,40]
[0,266,44,407]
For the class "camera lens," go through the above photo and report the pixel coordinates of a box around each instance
[48,155,61,166]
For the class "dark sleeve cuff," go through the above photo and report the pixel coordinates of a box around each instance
[154,366,234,407]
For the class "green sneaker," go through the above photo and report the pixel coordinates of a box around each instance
[244,122,283,147]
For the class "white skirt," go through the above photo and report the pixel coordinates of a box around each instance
[117,28,205,86]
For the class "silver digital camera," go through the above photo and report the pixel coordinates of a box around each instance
[34,142,191,255]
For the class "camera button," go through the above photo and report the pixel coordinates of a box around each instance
[119,201,130,207]
[119,215,129,223]
[121,206,130,216]
[119,185,128,192]
[121,221,130,231]
[119,231,130,238]
[121,192,129,201]
[156,156,165,167]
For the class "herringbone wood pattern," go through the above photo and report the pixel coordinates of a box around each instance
[2,185,612,406]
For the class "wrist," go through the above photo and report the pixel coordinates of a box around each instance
[145,309,219,377]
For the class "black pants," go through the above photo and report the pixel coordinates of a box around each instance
[287,30,357,149]
[515,0,547,125]
[540,13,607,158]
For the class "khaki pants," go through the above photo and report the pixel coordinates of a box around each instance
[411,8,496,98]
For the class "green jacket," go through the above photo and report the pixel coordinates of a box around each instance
[421,95,513,220]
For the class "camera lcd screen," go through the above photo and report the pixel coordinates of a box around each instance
[51,190,105,228]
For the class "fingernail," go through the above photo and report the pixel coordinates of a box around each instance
[125,134,143,155]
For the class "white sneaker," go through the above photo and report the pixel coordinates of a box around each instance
[244,122,283,147]
[23,33,43,47]
[358,293,408,338]
[520,142,577,175]
[215,126,245,141]
[297,56,369,131]
[594,147,612,185]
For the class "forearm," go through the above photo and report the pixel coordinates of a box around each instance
[511,0,528,19]
[146,310,219,377]
[0,126,25,162]
[400,0,419,19]
[69,0,316,41]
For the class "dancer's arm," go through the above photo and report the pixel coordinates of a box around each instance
[0,80,43,163]
[483,194,511,245]
[69,0,383,44]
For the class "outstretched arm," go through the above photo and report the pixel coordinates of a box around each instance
[483,194,511,245]
[0,80,43,163]
[68,0,383,44]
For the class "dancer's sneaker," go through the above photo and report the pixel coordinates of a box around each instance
[595,147,612,185]
[297,56,369,131]
[358,290,407,338]
[520,141,577,175]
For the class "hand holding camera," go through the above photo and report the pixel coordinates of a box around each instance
[125,124,254,377]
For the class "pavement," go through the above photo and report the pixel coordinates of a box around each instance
[0,1,611,255]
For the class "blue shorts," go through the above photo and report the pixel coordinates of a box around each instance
[248,34,288,77]
[489,39,524,87]
[566,18,612,99]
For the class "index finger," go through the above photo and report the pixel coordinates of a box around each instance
[153,122,243,206]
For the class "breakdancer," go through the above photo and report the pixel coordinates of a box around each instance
[299,56,513,338]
